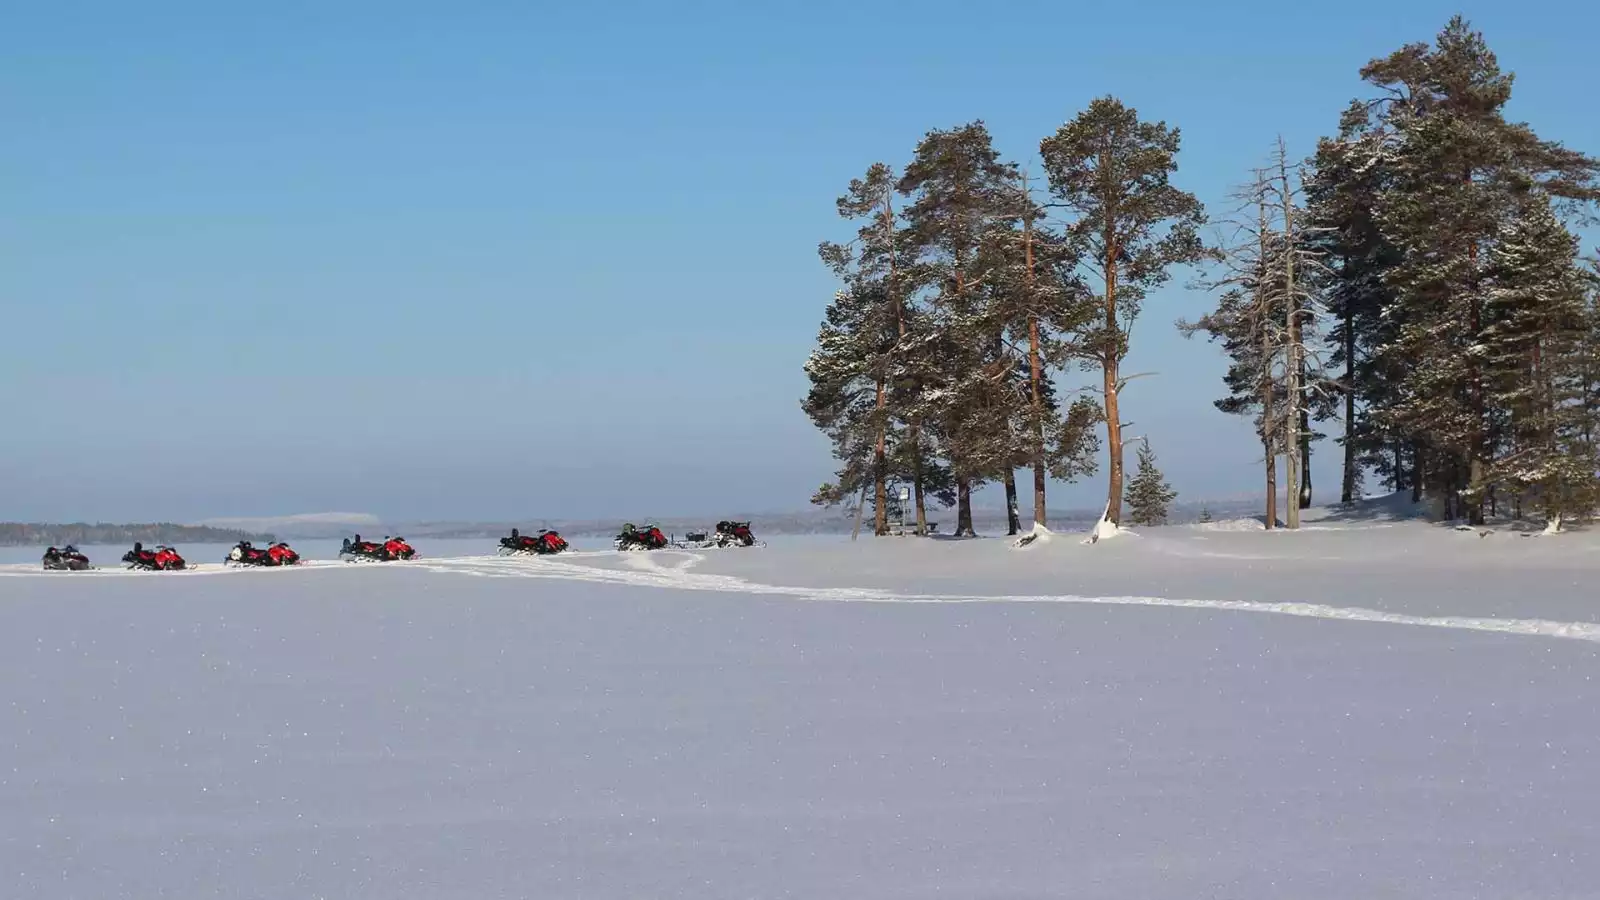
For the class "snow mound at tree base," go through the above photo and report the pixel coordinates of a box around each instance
[1012,524,1054,549]
[1084,505,1131,544]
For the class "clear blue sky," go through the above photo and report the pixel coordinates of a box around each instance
[4,0,1597,523]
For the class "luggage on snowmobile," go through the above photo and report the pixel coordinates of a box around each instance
[123,542,186,571]
[614,522,668,551]
[42,545,92,571]
[715,520,761,548]
[226,540,302,567]
[498,527,569,556]
[672,521,765,549]
[339,534,415,562]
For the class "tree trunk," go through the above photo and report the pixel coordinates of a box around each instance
[1262,350,1276,531]
[1253,169,1276,531]
[955,477,974,536]
[1281,151,1301,530]
[1410,443,1423,504]
[873,377,889,536]
[1032,458,1047,529]
[850,481,870,541]
[1004,469,1021,535]
[1299,399,1312,510]
[1465,169,1487,527]
[1341,318,1357,504]
[1102,245,1125,525]
[1024,176,1047,528]
[1265,439,1278,529]
[911,427,927,534]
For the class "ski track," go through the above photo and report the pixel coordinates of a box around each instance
[4,548,1599,646]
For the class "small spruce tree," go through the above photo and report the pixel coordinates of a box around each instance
[1125,441,1178,526]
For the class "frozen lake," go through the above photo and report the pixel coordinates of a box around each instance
[2,519,1597,897]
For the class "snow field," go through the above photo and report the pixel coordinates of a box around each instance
[1,521,1598,896]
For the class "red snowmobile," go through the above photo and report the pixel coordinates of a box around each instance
[123,542,187,571]
[715,520,761,548]
[614,523,668,551]
[499,527,570,556]
[340,534,415,562]
[226,540,302,567]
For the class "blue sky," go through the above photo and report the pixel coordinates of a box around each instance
[4,0,1598,523]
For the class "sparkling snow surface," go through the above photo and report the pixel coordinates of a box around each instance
[2,517,1598,898]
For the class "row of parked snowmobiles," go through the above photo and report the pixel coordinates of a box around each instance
[44,539,311,572]
[44,542,191,572]
[612,520,763,551]
[39,521,761,571]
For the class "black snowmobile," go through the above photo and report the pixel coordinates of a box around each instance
[614,522,669,551]
[498,527,570,556]
[42,545,92,571]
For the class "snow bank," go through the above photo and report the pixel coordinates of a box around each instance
[3,547,1598,898]
[1193,517,1268,532]
[1011,523,1054,549]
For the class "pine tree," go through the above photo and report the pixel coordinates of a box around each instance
[986,168,1101,529]
[897,121,1021,537]
[1479,193,1598,523]
[802,284,894,522]
[1183,144,1330,529]
[1183,167,1289,529]
[1304,103,1406,503]
[804,163,908,535]
[1040,97,1210,527]
[1356,16,1600,522]
[1124,440,1178,526]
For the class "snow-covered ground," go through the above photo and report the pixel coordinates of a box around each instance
[2,511,1598,897]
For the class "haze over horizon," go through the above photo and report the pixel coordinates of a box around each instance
[6,0,1596,523]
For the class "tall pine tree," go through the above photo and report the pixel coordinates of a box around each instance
[1479,193,1598,522]
[1357,16,1600,522]
[1040,97,1209,527]
[805,163,908,534]
[897,121,1021,537]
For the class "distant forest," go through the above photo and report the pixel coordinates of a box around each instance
[0,523,275,547]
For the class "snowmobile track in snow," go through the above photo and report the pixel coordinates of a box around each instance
[6,547,1600,646]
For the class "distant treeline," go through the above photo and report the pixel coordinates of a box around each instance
[0,523,276,547]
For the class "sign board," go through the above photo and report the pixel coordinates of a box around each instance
[898,486,910,501]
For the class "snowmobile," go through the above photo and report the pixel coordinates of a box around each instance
[498,527,570,556]
[225,540,301,567]
[673,521,764,549]
[339,534,415,562]
[714,520,762,548]
[123,542,186,571]
[42,545,92,571]
[614,522,668,551]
